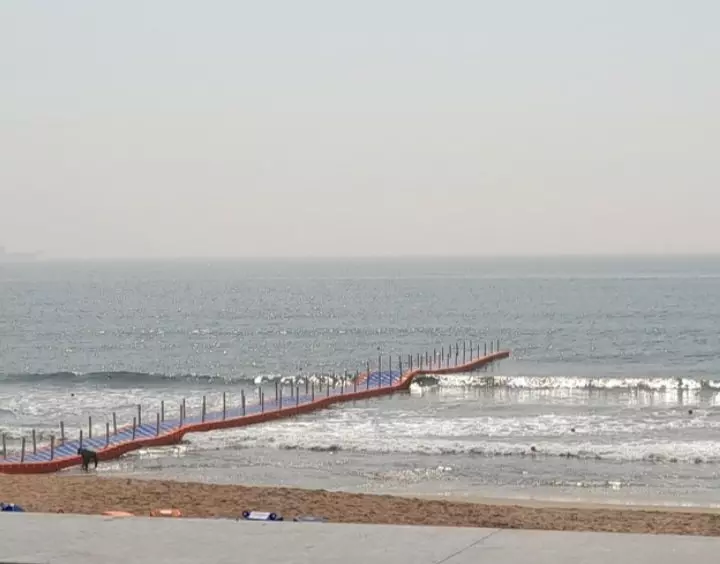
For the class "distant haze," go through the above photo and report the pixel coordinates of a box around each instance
[1,1,718,259]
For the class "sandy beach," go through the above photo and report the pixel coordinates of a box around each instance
[2,474,720,536]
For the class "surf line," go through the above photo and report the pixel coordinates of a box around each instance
[0,348,510,474]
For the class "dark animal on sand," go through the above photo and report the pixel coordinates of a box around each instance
[77,447,98,471]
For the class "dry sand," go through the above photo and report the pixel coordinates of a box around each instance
[2,474,720,536]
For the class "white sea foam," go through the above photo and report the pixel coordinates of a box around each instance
[414,373,720,391]
[183,406,720,464]
[254,372,357,387]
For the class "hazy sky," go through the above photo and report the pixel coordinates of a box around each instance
[1,1,718,258]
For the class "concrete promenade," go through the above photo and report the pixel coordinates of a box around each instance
[2,513,719,564]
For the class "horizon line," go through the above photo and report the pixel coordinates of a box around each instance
[11,252,720,263]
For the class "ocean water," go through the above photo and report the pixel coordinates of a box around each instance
[1,256,720,507]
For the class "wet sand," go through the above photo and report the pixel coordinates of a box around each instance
[2,474,720,536]
[402,493,720,514]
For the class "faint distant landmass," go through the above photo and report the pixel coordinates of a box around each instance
[0,246,41,262]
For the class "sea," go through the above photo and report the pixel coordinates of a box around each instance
[1,256,720,508]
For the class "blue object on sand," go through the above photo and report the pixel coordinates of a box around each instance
[1,503,25,512]
[241,511,283,521]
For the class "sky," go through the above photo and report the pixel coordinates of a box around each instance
[1,0,718,259]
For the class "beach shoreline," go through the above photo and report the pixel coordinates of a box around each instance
[395,492,720,514]
[2,474,720,536]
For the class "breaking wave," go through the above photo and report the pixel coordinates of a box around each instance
[412,373,720,392]
[0,371,245,386]
[5,370,718,393]
[0,370,363,387]
[246,440,720,465]
[0,370,350,387]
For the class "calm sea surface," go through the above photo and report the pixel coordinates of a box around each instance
[1,256,720,507]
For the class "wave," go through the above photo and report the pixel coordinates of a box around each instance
[0,369,373,388]
[412,374,720,392]
[0,371,252,386]
[254,441,720,464]
[0,428,58,442]
[252,372,360,385]
[4,369,719,393]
